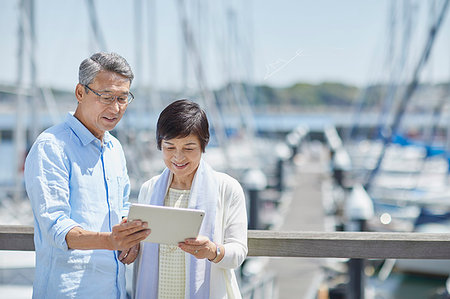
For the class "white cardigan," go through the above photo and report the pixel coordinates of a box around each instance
[133,170,248,299]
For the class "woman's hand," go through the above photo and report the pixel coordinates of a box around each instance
[119,243,140,265]
[178,235,217,260]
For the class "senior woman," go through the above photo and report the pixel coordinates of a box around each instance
[133,99,248,299]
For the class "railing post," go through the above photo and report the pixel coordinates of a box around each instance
[243,169,267,230]
[348,257,364,299]
[248,189,260,229]
[274,142,291,192]
[348,220,367,299]
[345,185,374,299]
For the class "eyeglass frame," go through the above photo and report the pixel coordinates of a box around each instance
[83,84,134,106]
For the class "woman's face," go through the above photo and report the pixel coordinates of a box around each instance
[161,134,202,186]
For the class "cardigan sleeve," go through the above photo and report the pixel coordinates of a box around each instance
[215,174,248,269]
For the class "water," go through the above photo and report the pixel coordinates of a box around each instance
[369,272,449,299]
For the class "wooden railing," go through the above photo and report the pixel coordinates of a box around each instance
[0,225,34,251]
[247,230,450,259]
[1,225,450,259]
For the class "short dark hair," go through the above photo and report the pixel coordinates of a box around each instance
[156,99,210,152]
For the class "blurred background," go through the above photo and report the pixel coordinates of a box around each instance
[1,0,450,298]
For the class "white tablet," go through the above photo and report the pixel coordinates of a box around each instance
[127,203,205,245]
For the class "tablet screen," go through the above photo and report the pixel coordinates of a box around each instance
[127,203,205,245]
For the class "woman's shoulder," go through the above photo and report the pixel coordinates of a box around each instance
[138,174,163,203]
[213,170,244,193]
[140,174,162,191]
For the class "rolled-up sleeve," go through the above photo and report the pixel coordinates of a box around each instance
[25,141,79,251]
[216,181,248,269]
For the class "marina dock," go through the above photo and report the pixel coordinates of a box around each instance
[267,146,329,299]
[2,1,450,298]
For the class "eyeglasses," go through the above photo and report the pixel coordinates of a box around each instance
[84,84,134,106]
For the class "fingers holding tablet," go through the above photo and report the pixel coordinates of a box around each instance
[110,220,151,250]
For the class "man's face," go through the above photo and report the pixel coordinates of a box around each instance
[74,70,131,140]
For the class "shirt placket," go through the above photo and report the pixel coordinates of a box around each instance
[100,143,122,298]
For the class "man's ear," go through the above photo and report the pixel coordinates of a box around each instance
[75,83,85,103]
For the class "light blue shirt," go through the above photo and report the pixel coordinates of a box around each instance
[24,113,131,299]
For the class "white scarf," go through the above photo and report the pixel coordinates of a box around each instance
[135,159,218,299]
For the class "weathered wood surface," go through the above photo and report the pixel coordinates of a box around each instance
[1,225,449,259]
[248,230,450,259]
[0,225,34,251]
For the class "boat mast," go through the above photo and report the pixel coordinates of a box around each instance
[134,0,143,114]
[224,1,260,167]
[176,0,231,166]
[14,0,37,202]
[147,0,161,111]
[85,0,107,51]
[371,1,416,141]
[365,0,450,189]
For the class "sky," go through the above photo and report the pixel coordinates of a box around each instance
[1,0,450,92]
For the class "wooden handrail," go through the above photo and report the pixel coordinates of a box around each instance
[248,230,450,259]
[0,225,34,251]
[1,225,450,259]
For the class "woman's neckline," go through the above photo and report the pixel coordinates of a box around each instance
[169,187,191,192]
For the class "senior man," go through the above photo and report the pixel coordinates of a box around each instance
[24,52,150,298]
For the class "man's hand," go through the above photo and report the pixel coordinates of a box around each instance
[65,218,150,251]
[119,243,140,265]
[109,218,151,251]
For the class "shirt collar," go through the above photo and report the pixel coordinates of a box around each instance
[65,113,112,147]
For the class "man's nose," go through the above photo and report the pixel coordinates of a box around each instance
[108,99,121,112]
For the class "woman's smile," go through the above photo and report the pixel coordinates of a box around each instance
[172,162,189,169]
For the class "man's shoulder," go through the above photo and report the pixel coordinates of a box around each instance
[25,122,72,168]
[34,122,70,147]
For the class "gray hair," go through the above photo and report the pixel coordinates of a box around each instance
[78,52,134,86]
